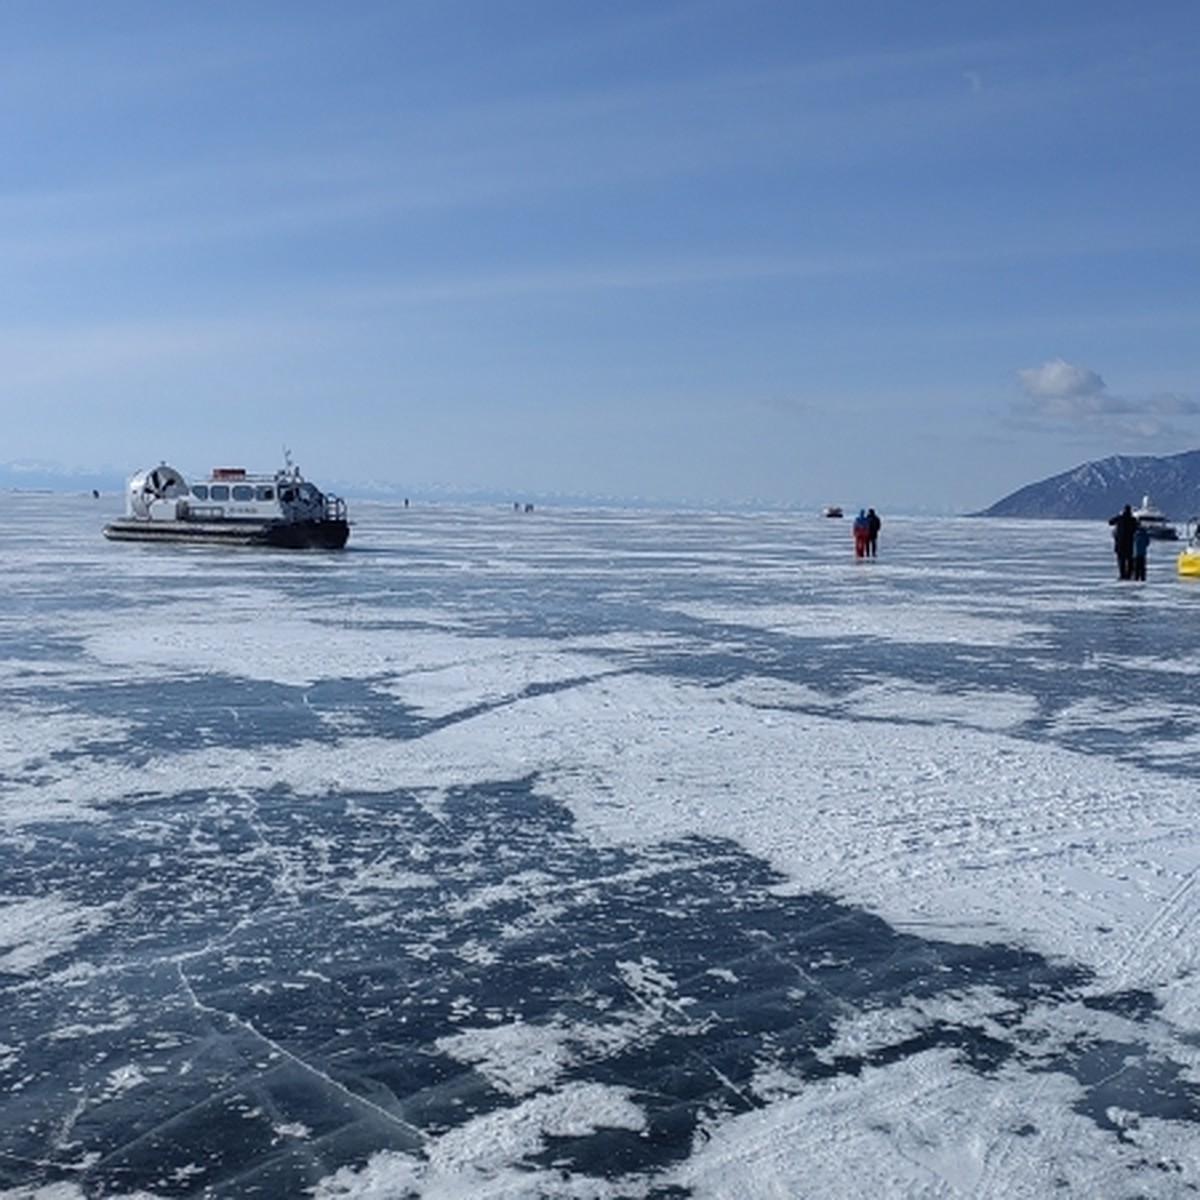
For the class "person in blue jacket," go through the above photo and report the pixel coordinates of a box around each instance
[1132,522,1150,581]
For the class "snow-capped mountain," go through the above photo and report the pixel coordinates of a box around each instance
[977,449,1200,520]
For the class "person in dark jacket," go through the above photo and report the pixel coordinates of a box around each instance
[1108,504,1138,580]
[866,508,881,557]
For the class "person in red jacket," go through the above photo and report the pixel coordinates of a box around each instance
[853,509,869,558]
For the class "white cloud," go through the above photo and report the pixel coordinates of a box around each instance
[1011,359,1200,444]
[1017,357,1105,400]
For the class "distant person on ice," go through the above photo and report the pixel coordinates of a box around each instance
[866,508,881,557]
[1132,522,1150,581]
[1108,504,1138,580]
[853,510,869,558]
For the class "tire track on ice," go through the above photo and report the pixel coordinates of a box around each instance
[1106,860,1200,990]
[970,855,1200,1199]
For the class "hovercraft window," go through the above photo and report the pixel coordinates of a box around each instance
[232,485,254,501]
[210,485,230,501]
[192,485,209,500]
[256,486,275,501]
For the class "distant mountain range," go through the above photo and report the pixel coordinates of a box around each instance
[0,461,125,494]
[10,452,1200,519]
[0,461,740,512]
[977,450,1200,521]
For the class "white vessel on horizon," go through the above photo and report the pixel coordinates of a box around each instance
[1133,494,1178,540]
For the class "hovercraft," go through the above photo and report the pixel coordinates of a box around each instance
[103,458,349,549]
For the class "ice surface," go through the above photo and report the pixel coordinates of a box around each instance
[2,494,1199,1198]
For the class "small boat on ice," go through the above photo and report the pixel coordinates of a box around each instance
[821,505,844,518]
[1133,494,1178,540]
[103,459,349,549]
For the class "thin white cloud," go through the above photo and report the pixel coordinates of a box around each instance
[1145,392,1200,416]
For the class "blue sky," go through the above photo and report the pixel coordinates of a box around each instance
[4,1,1200,511]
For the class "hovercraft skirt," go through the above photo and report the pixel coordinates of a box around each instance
[103,518,349,549]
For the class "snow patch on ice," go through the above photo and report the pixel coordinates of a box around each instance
[437,1020,574,1098]
[666,599,1048,648]
[843,680,1039,729]
[312,1082,646,1199]
[0,895,113,975]
[670,1047,1199,1198]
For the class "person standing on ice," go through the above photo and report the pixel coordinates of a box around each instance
[866,508,881,557]
[853,509,869,558]
[1132,522,1150,581]
[1108,504,1138,580]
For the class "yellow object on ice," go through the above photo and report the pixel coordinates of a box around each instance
[1177,546,1200,577]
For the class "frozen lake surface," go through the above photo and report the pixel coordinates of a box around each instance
[2,494,1199,1198]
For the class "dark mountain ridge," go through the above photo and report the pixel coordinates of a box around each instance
[977,449,1200,521]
